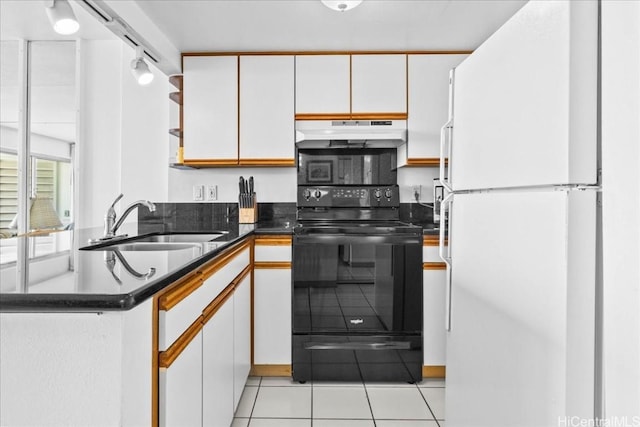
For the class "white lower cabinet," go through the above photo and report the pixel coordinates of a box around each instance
[202,297,234,427]
[157,243,251,427]
[233,274,251,409]
[423,269,447,366]
[160,333,203,427]
[254,268,292,364]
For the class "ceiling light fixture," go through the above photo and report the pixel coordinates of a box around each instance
[45,0,80,35]
[321,0,363,12]
[131,47,154,86]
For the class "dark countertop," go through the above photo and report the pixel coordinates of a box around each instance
[0,216,440,312]
[0,221,294,313]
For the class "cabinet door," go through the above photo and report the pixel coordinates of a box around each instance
[351,54,407,114]
[233,274,251,410]
[159,333,202,427]
[183,56,238,162]
[239,55,295,162]
[295,55,350,115]
[407,54,468,160]
[202,297,234,427]
[254,268,292,364]
[423,268,447,366]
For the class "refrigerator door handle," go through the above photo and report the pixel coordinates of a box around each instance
[439,193,454,331]
[439,69,455,193]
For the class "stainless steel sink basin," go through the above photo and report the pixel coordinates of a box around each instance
[102,242,202,252]
[134,233,227,243]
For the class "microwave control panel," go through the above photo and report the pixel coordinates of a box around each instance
[297,185,399,208]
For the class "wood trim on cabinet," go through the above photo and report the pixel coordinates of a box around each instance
[254,261,292,269]
[423,262,447,270]
[158,315,204,369]
[238,158,296,167]
[350,112,408,120]
[405,158,447,167]
[254,235,292,246]
[183,159,239,167]
[202,282,235,325]
[422,365,446,378]
[250,364,292,377]
[423,235,444,246]
[158,272,203,311]
[199,240,251,280]
[151,295,159,427]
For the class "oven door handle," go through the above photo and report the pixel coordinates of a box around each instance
[294,234,421,245]
[304,342,411,351]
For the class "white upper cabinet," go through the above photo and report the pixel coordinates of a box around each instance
[351,54,407,114]
[240,55,295,162]
[407,54,468,160]
[295,55,350,115]
[183,56,238,162]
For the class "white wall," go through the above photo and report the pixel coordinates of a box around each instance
[601,0,640,420]
[78,41,169,229]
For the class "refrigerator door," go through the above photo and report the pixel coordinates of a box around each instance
[445,190,596,426]
[449,1,598,191]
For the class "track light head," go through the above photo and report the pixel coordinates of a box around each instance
[45,0,80,35]
[130,47,154,86]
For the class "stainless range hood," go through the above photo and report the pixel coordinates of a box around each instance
[295,120,407,148]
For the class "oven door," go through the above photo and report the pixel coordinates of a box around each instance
[292,230,423,382]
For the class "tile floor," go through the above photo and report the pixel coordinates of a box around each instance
[231,377,445,427]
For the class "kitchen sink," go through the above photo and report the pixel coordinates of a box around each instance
[80,231,228,251]
[102,242,202,251]
[134,232,227,243]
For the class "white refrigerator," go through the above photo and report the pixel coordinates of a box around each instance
[438,1,600,426]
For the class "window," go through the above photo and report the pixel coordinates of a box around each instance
[0,40,76,287]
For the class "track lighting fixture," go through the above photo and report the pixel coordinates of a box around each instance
[130,46,154,86]
[45,0,80,35]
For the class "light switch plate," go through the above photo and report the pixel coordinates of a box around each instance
[193,185,204,201]
[206,185,217,201]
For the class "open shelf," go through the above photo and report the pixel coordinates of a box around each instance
[169,74,183,90]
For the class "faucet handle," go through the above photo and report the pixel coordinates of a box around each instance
[109,193,124,209]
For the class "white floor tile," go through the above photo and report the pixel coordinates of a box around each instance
[235,386,259,418]
[231,418,250,427]
[366,387,434,420]
[248,419,311,427]
[260,376,309,387]
[420,387,445,420]
[313,420,375,427]
[251,386,312,418]
[313,386,372,419]
[364,381,417,388]
[418,378,446,388]
[313,380,364,387]
[245,376,261,386]
[375,421,440,427]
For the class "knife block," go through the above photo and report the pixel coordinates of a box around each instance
[239,195,258,224]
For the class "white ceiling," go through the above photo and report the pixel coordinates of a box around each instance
[133,0,527,53]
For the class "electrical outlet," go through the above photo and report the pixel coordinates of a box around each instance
[412,185,422,200]
[206,185,218,201]
[193,185,204,201]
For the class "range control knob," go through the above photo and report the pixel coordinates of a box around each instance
[314,189,322,199]
[302,189,311,200]
[373,189,382,200]
[384,188,393,199]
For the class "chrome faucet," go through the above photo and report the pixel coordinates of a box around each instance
[103,194,156,239]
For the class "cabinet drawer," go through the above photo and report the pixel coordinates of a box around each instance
[255,245,291,262]
[423,245,442,264]
[158,246,250,351]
